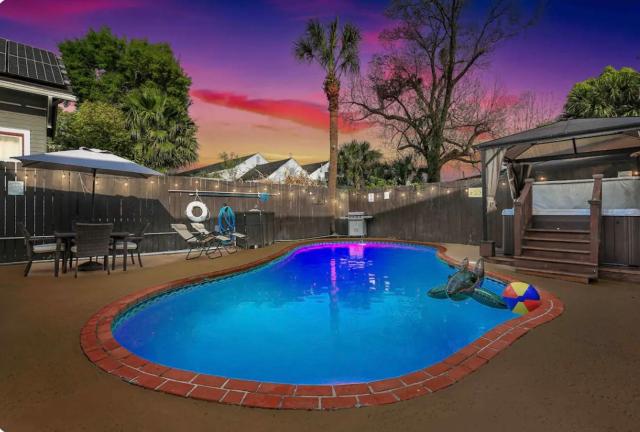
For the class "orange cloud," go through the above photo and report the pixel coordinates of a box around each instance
[191,89,370,133]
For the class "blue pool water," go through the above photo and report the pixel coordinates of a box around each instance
[113,242,516,384]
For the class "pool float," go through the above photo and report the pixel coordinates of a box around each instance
[427,258,507,309]
[186,200,209,223]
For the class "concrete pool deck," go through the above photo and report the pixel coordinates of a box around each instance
[1,241,639,431]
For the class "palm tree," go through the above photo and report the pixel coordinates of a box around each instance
[294,18,361,231]
[390,155,418,186]
[338,140,382,190]
[124,85,198,171]
[564,66,640,118]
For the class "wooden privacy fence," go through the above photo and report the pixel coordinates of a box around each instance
[0,162,511,264]
[348,177,512,246]
[0,163,347,263]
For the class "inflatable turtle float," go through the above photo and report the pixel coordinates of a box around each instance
[427,258,507,309]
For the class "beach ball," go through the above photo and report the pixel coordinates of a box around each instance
[502,282,541,315]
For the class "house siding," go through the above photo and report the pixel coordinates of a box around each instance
[0,88,48,155]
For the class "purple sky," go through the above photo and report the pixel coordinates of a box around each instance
[1,0,639,171]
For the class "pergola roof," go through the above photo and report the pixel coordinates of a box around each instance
[477,117,640,162]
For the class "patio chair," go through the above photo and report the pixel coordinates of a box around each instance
[190,222,235,255]
[20,224,65,277]
[171,224,220,260]
[71,223,113,278]
[110,222,150,270]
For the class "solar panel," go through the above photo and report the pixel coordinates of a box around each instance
[0,37,69,88]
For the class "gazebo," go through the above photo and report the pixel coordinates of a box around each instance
[477,117,640,283]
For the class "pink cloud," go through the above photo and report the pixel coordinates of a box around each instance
[191,89,371,133]
[0,0,142,24]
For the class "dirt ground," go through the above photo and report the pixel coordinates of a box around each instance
[1,242,638,432]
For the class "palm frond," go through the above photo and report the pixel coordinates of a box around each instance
[337,22,361,76]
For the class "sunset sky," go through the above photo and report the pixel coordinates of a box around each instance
[1,0,639,177]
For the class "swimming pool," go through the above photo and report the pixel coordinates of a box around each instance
[112,242,517,384]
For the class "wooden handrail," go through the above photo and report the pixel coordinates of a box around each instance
[589,174,603,265]
[514,178,534,256]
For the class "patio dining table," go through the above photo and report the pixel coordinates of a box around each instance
[54,231,131,277]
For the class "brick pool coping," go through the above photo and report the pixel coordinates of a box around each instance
[80,239,564,410]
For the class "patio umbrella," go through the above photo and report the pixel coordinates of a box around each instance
[15,147,162,221]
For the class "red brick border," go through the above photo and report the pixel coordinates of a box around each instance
[80,239,564,410]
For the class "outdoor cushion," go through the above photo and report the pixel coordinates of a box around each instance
[111,241,138,250]
[32,243,63,254]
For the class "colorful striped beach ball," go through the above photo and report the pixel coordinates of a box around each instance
[502,282,541,315]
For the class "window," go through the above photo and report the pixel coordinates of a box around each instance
[0,129,28,161]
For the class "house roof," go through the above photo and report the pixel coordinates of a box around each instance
[302,161,328,173]
[241,159,292,181]
[178,153,257,176]
[0,37,75,101]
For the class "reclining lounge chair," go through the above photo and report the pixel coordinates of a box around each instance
[171,223,221,260]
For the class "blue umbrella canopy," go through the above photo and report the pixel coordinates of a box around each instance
[15,147,162,220]
[15,147,162,178]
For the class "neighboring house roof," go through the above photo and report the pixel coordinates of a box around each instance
[302,161,328,174]
[0,37,75,101]
[178,154,257,176]
[241,159,293,181]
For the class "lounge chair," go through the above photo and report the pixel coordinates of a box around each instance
[71,223,113,278]
[171,223,220,260]
[190,223,235,254]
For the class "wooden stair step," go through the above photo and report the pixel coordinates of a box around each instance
[523,236,590,244]
[522,245,590,255]
[516,255,596,267]
[526,228,590,234]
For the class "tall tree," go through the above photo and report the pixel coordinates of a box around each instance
[349,0,535,182]
[124,85,198,171]
[57,27,197,171]
[564,66,640,118]
[294,18,361,229]
[337,140,382,190]
[59,27,191,106]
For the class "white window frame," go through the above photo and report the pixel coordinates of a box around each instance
[0,126,31,161]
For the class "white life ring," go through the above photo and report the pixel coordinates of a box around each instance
[186,201,209,222]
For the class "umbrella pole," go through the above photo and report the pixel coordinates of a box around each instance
[91,169,96,222]
[80,169,102,272]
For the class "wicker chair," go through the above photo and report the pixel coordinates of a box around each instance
[71,223,113,278]
[20,224,64,277]
[110,222,150,270]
